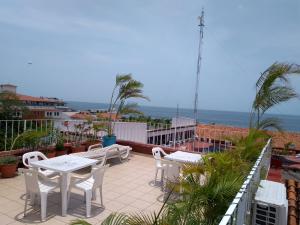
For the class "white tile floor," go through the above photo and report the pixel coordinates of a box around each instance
[0,153,164,224]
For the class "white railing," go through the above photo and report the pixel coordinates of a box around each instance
[0,119,55,151]
[218,139,272,225]
[146,123,238,152]
[0,119,241,152]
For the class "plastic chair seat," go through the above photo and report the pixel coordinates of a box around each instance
[40,169,59,178]
[74,177,95,191]
[38,180,58,193]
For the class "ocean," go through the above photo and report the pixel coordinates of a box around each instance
[66,101,300,132]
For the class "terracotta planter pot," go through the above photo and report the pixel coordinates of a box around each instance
[56,150,68,157]
[64,143,73,154]
[1,164,17,178]
[71,145,85,153]
[46,151,56,158]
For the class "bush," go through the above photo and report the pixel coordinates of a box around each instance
[55,142,64,151]
[0,156,18,165]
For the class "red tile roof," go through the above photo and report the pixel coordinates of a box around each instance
[97,112,120,120]
[71,112,94,120]
[197,124,300,151]
[16,94,64,103]
[286,179,299,225]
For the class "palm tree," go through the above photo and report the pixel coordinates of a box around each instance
[251,62,300,130]
[106,74,149,136]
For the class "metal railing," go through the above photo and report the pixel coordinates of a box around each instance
[218,138,272,225]
[0,119,247,152]
[0,119,55,151]
[146,123,242,152]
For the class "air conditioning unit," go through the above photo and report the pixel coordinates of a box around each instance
[252,180,288,225]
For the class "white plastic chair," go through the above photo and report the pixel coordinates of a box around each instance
[152,147,168,185]
[161,160,181,200]
[68,165,108,217]
[19,168,59,221]
[22,151,59,178]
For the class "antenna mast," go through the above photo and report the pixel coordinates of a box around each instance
[194,9,205,121]
[193,9,204,150]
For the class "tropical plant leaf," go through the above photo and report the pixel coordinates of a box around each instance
[101,213,128,225]
[119,103,143,116]
[257,117,283,131]
[252,62,300,130]
[70,219,92,225]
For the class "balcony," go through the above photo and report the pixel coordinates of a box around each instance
[0,119,272,224]
[0,152,164,224]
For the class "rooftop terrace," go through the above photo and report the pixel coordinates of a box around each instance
[0,153,164,225]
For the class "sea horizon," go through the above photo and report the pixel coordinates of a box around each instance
[66,100,300,132]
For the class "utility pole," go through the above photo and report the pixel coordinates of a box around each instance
[193,9,205,151]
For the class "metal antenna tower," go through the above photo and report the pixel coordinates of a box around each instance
[194,9,205,121]
[193,9,204,150]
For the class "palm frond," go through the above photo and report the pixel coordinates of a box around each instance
[257,117,283,132]
[254,86,298,113]
[101,213,128,225]
[116,74,132,86]
[119,103,144,116]
[70,219,92,225]
[256,62,300,90]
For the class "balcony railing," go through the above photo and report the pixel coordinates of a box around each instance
[1,119,247,153]
[218,138,272,225]
[0,119,55,151]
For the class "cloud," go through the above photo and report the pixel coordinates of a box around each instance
[0,4,141,42]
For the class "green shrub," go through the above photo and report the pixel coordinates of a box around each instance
[0,156,18,165]
[55,142,64,151]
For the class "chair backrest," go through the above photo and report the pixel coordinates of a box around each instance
[91,165,108,190]
[22,151,48,168]
[19,168,40,193]
[163,160,181,183]
[152,147,164,160]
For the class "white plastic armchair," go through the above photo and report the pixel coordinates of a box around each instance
[152,147,168,185]
[19,168,59,221]
[22,151,59,178]
[161,159,181,200]
[68,165,108,217]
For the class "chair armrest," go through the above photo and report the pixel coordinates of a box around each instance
[160,148,168,156]
[38,171,60,183]
[69,172,93,186]
[88,143,103,151]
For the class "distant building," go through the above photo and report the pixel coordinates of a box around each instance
[0,84,17,93]
[0,84,67,119]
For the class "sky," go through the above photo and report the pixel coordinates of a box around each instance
[0,0,300,115]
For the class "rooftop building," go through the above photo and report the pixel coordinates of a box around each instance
[0,84,66,119]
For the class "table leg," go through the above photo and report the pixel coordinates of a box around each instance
[61,173,68,216]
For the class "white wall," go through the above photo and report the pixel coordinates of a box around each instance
[171,117,196,128]
[113,122,147,144]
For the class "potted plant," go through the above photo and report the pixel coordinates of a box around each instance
[45,146,56,158]
[70,123,86,153]
[55,141,67,156]
[54,133,66,156]
[0,156,18,178]
[102,74,149,147]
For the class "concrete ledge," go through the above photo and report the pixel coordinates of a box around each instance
[117,140,178,155]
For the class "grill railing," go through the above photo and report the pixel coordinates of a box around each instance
[1,119,249,153]
[218,138,272,225]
